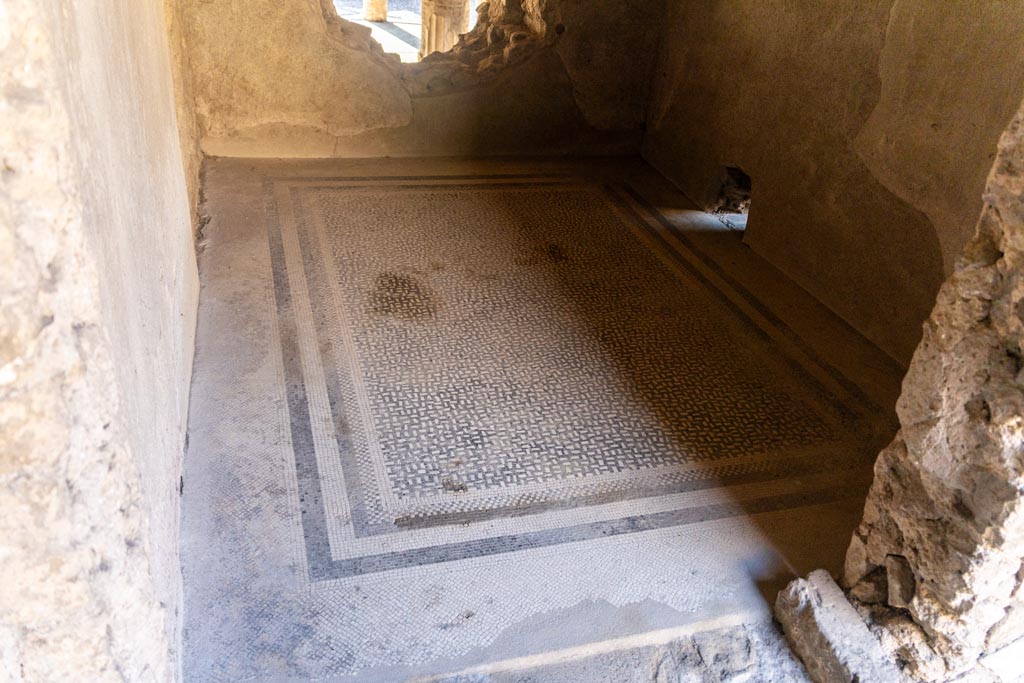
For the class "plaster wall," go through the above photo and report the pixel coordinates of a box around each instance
[643,0,1024,364]
[164,0,204,225]
[1,0,197,679]
[52,0,199,662]
[180,0,662,158]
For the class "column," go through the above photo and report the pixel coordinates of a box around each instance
[420,0,471,58]
[363,0,387,22]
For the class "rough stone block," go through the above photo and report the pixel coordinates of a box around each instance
[775,570,902,683]
[842,100,1024,675]
[885,555,917,609]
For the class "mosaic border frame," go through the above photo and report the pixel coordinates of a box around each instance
[262,174,882,581]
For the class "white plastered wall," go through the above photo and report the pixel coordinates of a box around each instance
[1,0,198,678]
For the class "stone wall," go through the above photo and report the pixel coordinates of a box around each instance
[844,98,1024,681]
[179,0,663,158]
[1,0,197,679]
[643,1,1024,365]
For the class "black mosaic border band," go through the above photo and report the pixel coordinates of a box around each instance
[618,183,895,417]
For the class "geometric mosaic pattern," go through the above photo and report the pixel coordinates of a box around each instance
[263,175,882,580]
[183,162,901,682]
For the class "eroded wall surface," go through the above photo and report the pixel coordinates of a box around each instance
[844,99,1024,682]
[1,0,197,679]
[181,0,663,157]
[643,1,1024,364]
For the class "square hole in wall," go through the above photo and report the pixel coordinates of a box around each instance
[712,166,751,232]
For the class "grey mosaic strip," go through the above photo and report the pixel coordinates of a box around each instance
[266,173,575,182]
[391,451,869,530]
[603,187,865,425]
[617,184,895,417]
[386,442,866,525]
[314,486,852,581]
[262,179,336,578]
[290,186,382,536]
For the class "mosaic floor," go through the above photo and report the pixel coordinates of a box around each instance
[182,158,900,682]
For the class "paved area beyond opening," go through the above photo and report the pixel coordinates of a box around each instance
[334,0,421,63]
[333,0,479,63]
[182,158,902,682]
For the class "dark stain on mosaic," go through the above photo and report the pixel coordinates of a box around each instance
[516,241,571,267]
[368,271,437,320]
